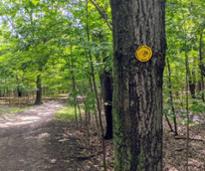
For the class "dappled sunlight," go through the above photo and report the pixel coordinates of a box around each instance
[0,114,41,128]
[20,116,41,121]
[0,120,35,128]
[24,132,50,141]
[37,132,50,139]
[0,101,64,170]
[0,101,63,129]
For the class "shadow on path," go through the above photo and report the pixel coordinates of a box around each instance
[0,101,101,171]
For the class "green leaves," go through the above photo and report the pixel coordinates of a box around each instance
[31,0,39,6]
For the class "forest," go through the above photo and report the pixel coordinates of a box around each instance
[0,0,204,171]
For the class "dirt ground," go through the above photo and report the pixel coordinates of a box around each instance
[163,124,205,171]
[0,101,65,171]
[0,101,204,171]
[0,101,105,171]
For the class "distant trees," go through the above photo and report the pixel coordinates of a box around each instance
[0,0,71,104]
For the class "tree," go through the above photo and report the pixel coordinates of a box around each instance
[110,0,166,170]
[101,69,113,139]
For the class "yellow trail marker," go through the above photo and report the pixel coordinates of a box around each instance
[135,45,153,62]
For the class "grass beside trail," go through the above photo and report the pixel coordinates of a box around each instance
[0,106,26,116]
[55,106,76,121]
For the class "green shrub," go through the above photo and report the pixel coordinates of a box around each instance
[191,100,205,113]
[55,106,76,121]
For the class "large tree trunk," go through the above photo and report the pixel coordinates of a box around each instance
[101,71,113,140]
[110,0,166,170]
[35,74,42,105]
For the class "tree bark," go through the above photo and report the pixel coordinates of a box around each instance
[35,74,42,105]
[101,71,113,140]
[17,87,22,97]
[189,69,196,99]
[16,75,22,97]
[199,30,205,102]
[110,0,166,170]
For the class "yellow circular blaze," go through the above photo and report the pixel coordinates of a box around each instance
[135,45,153,62]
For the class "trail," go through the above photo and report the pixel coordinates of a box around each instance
[0,101,62,136]
[0,101,105,171]
[0,101,68,171]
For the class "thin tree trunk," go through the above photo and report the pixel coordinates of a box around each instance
[35,74,42,105]
[101,71,113,140]
[185,52,190,171]
[189,79,196,99]
[16,75,22,98]
[186,55,195,99]
[69,46,79,126]
[85,1,107,170]
[164,112,174,133]
[88,76,100,131]
[110,0,166,170]
[77,104,83,124]
[84,101,91,146]
[88,52,107,171]
[199,30,205,102]
[71,73,78,126]
[167,58,178,135]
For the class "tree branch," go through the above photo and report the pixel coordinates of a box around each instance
[89,0,112,31]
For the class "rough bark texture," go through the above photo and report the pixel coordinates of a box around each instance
[110,0,166,170]
[35,74,42,105]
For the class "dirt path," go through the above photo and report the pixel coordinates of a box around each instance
[0,101,63,136]
[0,101,107,171]
[0,102,62,171]
[0,101,104,171]
[0,101,69,171]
